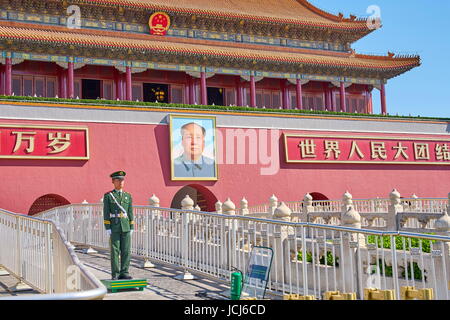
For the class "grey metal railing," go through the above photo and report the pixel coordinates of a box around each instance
[38,204,450,300]
[0,208,106,300]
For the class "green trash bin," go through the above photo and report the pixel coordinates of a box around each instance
[230,271,243,300]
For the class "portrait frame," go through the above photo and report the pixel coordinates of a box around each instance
[169,114,219,181]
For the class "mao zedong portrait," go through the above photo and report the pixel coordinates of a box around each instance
[173,122,216,179]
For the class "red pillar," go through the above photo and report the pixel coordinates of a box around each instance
[0,64,4,96]
[5,57,12,96]
[282,80,290,109]
[200,71,207,105]
[380,82,387,115]
[340,81,346,112]
[330,89,336,111]
[363,85,369,114]
[324,83,331,110]
[185,74,191,104]
[296,79,303,109]
[250,75,256,107]
[114,69,122,100]
[236,76,243,106]
[122,73,127,100]
[59,68,67,98]
[190,78,196,104]
[67,61,74,99]
[126,66,132,101]
[188,75,195,105]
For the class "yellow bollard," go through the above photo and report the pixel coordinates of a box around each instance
[324,291,341,300]
[343,292,357,300]
[283,294,316,300]
[297,295,316,300]
[324,291,357,300]
[400,286,434,300]
[364,288,395,300]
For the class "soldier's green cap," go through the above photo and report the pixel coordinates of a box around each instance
[110,171,126,180]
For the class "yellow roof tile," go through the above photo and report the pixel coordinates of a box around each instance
[0,22,419,76]
[79,0,369,29]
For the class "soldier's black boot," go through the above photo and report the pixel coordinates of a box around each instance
[119,274,132,280]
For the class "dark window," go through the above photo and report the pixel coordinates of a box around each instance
[12,77,22,96]
[35,78,45,97]
[82,79,101,100]
[171,85,184,104]
[272,92,281,108]
[263,93,271,107]
[103,81,113,100]
[132,84,142,101]
[143,83,169,103]
[207,87,224,106]
[225,88,236,106]
[256,90,263,107]
[24,78,33,96]
[74,80,81,98]
[47,78,56,97]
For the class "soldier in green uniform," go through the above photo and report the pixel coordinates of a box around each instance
[103,171,134,280]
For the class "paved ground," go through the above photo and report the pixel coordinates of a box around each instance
[0,270,40,298]
[75,248,230,300]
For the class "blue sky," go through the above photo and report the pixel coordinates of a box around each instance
[309,0,450,118]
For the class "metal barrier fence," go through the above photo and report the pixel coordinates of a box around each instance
[240,191,449,233]
[39,204,450,300]
[0,208,106,300]
[245,197,448,216]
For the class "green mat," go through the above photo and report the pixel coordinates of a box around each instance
[101,279,148,293]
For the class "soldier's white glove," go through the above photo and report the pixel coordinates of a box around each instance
[130,230,134,235]
[106,230,112,236]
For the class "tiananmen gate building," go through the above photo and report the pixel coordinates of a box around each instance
[0,0,448,215]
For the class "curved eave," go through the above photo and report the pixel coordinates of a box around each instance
[0,24,420,79]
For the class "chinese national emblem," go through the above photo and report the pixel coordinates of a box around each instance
[149,12,171,36]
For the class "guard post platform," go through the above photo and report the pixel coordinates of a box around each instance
[101,279,148,293]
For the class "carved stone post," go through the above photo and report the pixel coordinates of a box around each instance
[388,189,403,231]
[181,195,194,211]
[223,198,236,216]
[176,195,196,280]
[240,197,249,216]
[433,210,450,299]
[215,200,223,214]
[341,205,362,294]
[149,194,160,207]
[272,202,292,288]
[223,198,237,271]
[342,191,353,214]
[143,194,159,268]
[268,194,278,217]
[448,193,450,213]
[410,194,419,212]
[301,193,314,223]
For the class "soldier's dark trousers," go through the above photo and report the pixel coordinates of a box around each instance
[110,231,131,278]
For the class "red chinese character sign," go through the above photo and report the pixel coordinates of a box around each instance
[284,134,450,165]
[0,124,89,160]
[149,12,171,36]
